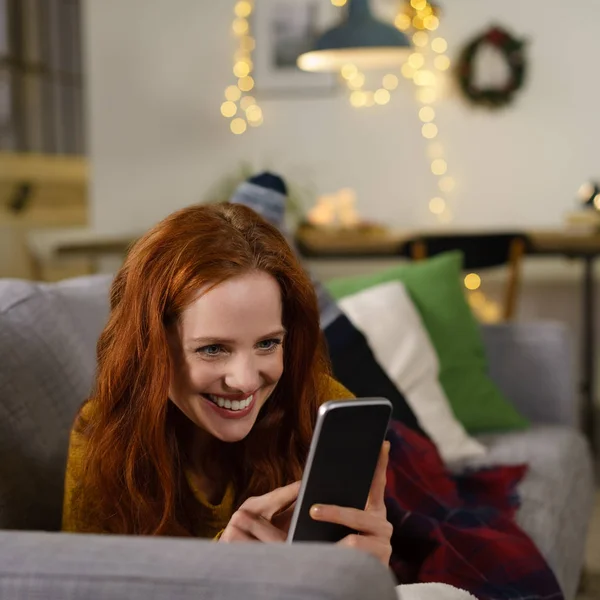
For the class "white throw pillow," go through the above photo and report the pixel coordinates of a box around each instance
[338,281,486,465]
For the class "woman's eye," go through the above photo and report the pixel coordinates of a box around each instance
[257,338,282,352]
[197,344,223,357]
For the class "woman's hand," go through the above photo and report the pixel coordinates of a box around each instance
[219,481,300,543]
[309,442,393,566]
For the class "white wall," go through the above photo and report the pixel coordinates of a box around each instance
[83,0,600,234]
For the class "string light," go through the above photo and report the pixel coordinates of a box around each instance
[220,101,238,118]
[383,74,399,90]
[434,55,451,71]
[246,104,263,127]
[235,1,252,18]
[408,52,425,69]
[413,31,429,47]
[225,85,241,102]
[414,70,435,86]
[431,159,448,175]
[412,15,424,30]
[419,106,435,122]
[402,63,416,79]
[232,18,249,36]
[238,75,255,92]
[341,66,401,109]
[348,72,366,90]
[230,118,247,135]
[333,1,447,117]
[431,37,448,53]
[222,1,262,134]
[331,1,457,225]
[429,197,446,215]
[240,36,255,51]
[339,60,409,110]
[398,0,455,224]
[439,176,456,193]
[233,61,251,77]
[350,90,367,107]
[423,15,440,31]
[464,273,482,291]
[374,88,391,105]
[395,14,412,30]
[418,88,436,104]
[422,123,438,139]
[240,95,256,110]
[341,64,358,80]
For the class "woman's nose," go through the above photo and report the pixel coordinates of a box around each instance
[223,355,261,394]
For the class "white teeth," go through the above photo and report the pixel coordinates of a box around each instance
[206,394,253,411]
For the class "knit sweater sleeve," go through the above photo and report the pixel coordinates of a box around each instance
[61,401,108,534]
[319,374,355,403]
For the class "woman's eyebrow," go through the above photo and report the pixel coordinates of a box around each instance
[189,329,286,345]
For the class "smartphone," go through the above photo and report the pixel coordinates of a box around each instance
[287,398,393,544]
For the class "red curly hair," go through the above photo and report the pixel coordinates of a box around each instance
[76,203,330,535]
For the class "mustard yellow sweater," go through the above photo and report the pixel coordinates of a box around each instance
[62,376,353,537]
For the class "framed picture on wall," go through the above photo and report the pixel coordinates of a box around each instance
[252,0,340,96]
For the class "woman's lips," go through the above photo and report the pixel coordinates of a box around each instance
[201,393,256,419]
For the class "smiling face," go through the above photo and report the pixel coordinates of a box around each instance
[168,271,285,444]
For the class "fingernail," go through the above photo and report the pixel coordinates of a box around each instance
[385,441,391,453]
[310,504,322,517]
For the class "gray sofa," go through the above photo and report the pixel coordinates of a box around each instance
[0,275,594,600]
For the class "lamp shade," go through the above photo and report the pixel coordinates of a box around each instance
[297,0,411,72]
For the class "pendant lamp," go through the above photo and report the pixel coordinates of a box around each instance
[297,0,411,73]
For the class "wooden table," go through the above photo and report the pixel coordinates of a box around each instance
[50,226,600,451]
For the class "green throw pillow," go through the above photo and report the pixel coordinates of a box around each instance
[326,251,528,433]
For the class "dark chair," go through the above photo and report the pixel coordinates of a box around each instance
[402,233,528,321]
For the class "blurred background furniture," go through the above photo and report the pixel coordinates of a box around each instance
[403,233,527,320]
[0,152,88,281]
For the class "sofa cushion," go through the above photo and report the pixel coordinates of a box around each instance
[324,313,427,436]
[0,275,112,531]
[338,281,485,464]
[471,426,595,600]
[326,252,529,434]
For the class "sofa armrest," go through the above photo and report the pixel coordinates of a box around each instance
[481,322,577,427]
[0,531,398,600]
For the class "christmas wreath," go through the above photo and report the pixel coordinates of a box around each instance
[456,26,527,109]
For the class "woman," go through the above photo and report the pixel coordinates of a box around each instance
[63,202,392,566]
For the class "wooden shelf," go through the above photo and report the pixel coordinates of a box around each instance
[0,153,88,227]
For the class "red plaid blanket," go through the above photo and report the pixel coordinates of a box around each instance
[385,422,564,600]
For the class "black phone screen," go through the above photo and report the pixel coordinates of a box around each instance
[287,398,392,543]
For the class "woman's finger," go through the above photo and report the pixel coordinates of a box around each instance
[338,534,392,565]
[271,501,297,533]
[310,504,392,537]
[228,509,288,542]
[366,442,390,512]
[241,481,301,520]
[219,525,257,543]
